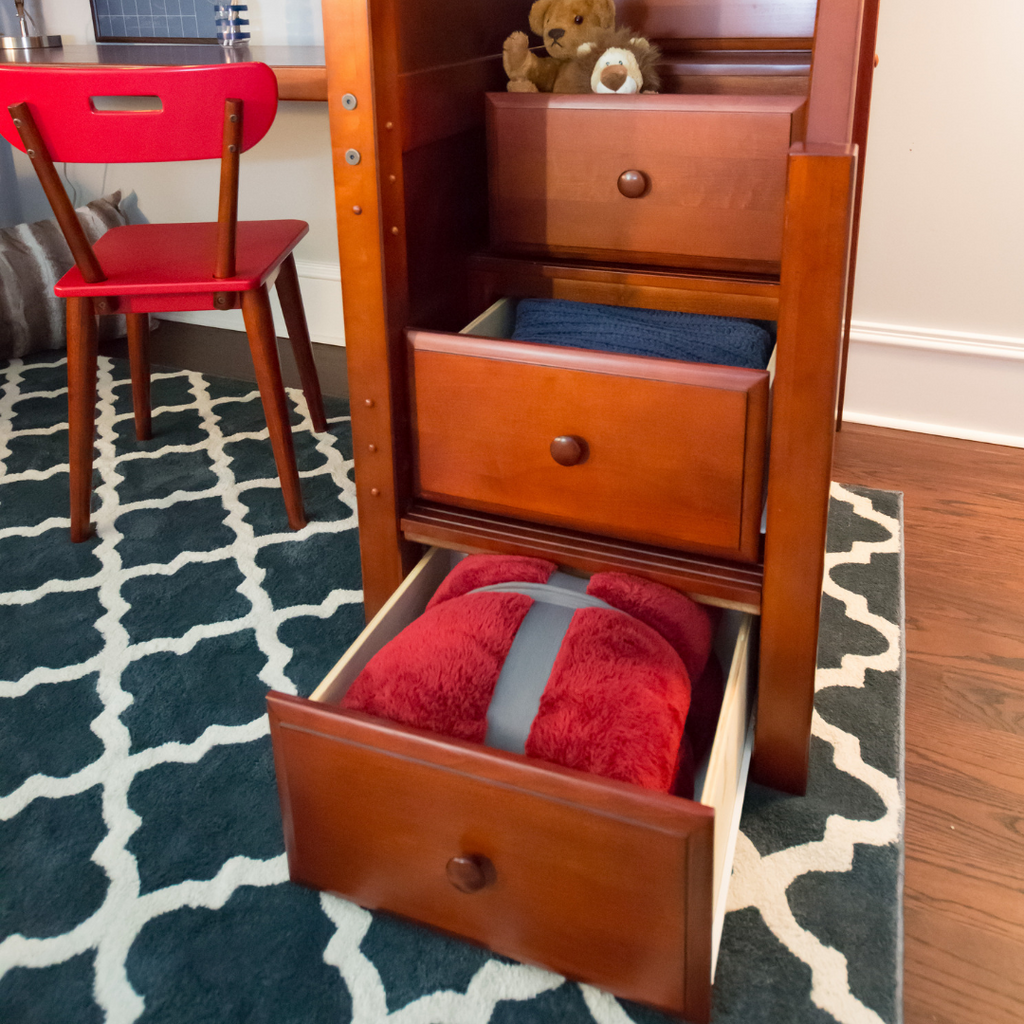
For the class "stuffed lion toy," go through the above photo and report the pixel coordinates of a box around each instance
[503,0,616,93]
[556,28,663,94]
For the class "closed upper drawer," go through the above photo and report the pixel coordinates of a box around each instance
[486,92,805,271]
[407,300,770,563]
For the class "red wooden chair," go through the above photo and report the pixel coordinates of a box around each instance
[0,63,328,540]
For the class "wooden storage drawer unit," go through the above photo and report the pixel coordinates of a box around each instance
[487,92,806,271]
[268,547,755,1023]
[408,299,770,563]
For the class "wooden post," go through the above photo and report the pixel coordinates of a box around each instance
[66,296,99,542]
[8,102,105,284]
[837,0,881,426]
[126,312,152,441]
[276,253,329,434]
[323,0,421,617]
[241,285,307,531]
[215,97,243,280]
[753,144,857,794]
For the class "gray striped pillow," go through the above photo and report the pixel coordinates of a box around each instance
[0,191,131,360]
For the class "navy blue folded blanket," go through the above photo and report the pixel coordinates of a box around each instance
[511,299,773,370]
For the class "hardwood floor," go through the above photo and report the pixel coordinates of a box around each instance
[832,423,1024,1024]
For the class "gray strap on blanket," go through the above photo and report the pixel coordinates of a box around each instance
[469,573,627,754]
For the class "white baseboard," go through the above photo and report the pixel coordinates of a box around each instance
[157,259,345,347]
[843,321,1024,449]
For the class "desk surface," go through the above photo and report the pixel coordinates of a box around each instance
[0,43,328,101]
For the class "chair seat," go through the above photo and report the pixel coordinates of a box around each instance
[54,219,309,298]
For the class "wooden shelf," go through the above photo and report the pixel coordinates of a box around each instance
[401,502,764,613]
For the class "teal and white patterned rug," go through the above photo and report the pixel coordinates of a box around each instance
[0,353,903,1024]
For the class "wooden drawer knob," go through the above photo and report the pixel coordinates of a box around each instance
[446,854,496,893]
[617,169,649,199]
[550,435,588,466]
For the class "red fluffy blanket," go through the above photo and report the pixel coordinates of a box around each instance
[341,555,723,795]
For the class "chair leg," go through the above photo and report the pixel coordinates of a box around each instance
[241,285,307,531]
[66,296,99,543]
[275,253,328,433]
[126,312,152,441]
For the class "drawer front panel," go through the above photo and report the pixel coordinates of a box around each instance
[487,94,803,268]
[269,695,714,1019]
[409,333,769,559]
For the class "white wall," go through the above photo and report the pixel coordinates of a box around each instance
[844,0,1024,445]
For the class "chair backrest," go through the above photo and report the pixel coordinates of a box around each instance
[0,62,278,164]
[0,62,280,285]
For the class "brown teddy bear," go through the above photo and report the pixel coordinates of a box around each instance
[555,28,662,94]
[503,0,616,93]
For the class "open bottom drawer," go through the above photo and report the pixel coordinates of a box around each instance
[267,547,755,1022]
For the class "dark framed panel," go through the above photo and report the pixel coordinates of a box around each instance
[90,0,217,44]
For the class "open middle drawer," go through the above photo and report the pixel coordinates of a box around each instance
[267,546,756,1023]
[407,298,770,563]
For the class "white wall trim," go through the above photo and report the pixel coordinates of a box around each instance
[290,260,345,283]
[843,320,1024,448]
[851,320,1024,362]
[842,410,1024,449]
[158,259,345,347]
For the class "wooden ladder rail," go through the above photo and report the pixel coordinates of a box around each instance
[754,144,857,792]
[751,0,867,792]
[323,0,421,615]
